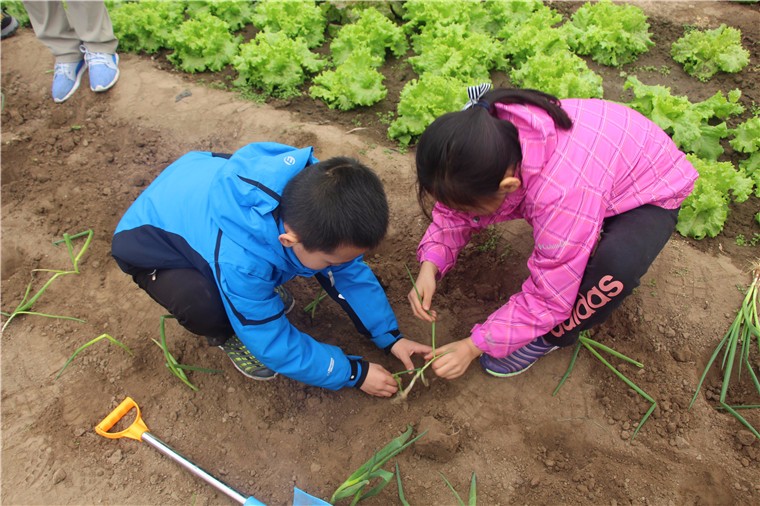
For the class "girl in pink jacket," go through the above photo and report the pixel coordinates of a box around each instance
[409,85,698,379]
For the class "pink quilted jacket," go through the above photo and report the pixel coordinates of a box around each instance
[417,99,697,358]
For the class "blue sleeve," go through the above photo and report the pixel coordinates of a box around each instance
[316,257,402,351]
[217,262,367,390]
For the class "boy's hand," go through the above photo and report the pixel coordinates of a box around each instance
[359,362,399,397]
[424,337,482,380]
[408,261,439,323]
[390,338,433,372]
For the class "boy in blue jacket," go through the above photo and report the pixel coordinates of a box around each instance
[112,142,430,397]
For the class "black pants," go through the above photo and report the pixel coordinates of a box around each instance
[132,268,233,346]
[544,205,679,347]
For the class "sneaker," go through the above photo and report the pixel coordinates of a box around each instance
[219,335,278,381]
[480,336,559,377]
[52,60,86,103]
[275,285,295,314]
[82,47,119,92]
[1,12,19,39]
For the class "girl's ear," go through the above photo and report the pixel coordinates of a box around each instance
[499,175,521,194]
[279,224,300,248]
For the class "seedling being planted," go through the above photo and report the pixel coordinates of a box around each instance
[553,331,657,440]
[391,265,448,401]
[690,263,760,439]
[396,466,477,506]
[304,289,327,319]
[330,425,424,505]
[2,230,93,331]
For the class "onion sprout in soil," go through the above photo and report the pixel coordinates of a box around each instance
[330,425,424,505]
[1,229,93,331]
[56,333,133,379]
[304,289,328,319]
[396,465,477,506]
[553,331,657,440]
[690,263,760,439]
[153,315,221,391]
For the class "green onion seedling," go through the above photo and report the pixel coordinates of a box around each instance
[2,230,93,331]
[154,315,222,391]
[690,264,759,439]
[330,425,424,505]
[554,331,657,440]
[56,333,133,379]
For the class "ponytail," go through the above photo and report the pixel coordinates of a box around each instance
[484,88,572,130]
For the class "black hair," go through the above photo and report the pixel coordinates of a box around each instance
[415,88,572,211]
[280,157,389,253]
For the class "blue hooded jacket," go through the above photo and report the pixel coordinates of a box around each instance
[112,142,402,390]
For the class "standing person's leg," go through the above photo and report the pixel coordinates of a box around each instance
[23,1,80,61]
[65,1,119,92]
[481,205,680,377]
[65,0,117,53]
[23,0,85,102]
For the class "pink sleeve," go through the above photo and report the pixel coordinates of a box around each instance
[470,185,605,357]
[417,203,479,277]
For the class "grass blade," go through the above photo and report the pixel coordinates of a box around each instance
[395,463,410,506]
[56,333,132,379]
[439,473,465,506]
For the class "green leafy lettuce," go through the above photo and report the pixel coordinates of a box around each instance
[233,31,325,98]
[563,0,653,67]
[310,49,387,110]
[329,7,408,66]
[110,1,185,54]
[168,12,240,73]
[671,24,750,82]
[251,0,326,48]
[676,155,753,239]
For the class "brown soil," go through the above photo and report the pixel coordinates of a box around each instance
[2,3,759,505]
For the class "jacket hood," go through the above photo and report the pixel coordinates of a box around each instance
[208,142,318,252]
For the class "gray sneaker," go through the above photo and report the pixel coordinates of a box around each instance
[275,285,295,314]
[219,335,277,381]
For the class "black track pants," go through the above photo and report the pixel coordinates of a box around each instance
[132,268,232,346]
[543,205,680,347]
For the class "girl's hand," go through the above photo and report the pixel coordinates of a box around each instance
[359,362,399,397]
[390,338,433,372]
[425,337,482,380]
[408,261,439,323]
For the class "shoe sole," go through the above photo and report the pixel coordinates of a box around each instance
[90,53,119,92]
[482,346,559,378]
[1,18,18,39]
[53,64,85,103]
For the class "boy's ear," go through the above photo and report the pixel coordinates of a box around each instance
[278,230,300,248]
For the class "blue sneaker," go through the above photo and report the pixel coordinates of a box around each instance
[83,48,119,92]
[480,336,559,377]
[52,60,86,103]
[219,335,278,381]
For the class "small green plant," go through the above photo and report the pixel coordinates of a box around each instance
[554,332,657,440]
[671,24,750,82]
[153,315,221,391]
[690,264,759,439]
[56,333,133,379]
[2,230,93,331]
[330,425,424,505]
[440,472,477,506]
[304,289,328,319]
[475,225,500,253]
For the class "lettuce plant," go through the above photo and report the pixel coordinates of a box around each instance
[329,7,408,66]
[233,31,325,98]
[388,74,469,146]
[624,76,744,160]
[730,116,760,195]
[672,24,750,82]
[676,155,753,239]
[251,0,326,49]
[185,0,256,31]
[563,0,653,67]
[110,1,185,54]
[168,12,241,73]
[511,51,603,99]
[310,49,387,110]
[402,0,489,35]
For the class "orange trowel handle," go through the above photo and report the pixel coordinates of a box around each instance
[95,397,150,441]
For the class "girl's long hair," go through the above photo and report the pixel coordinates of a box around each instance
[415,88,572,212]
